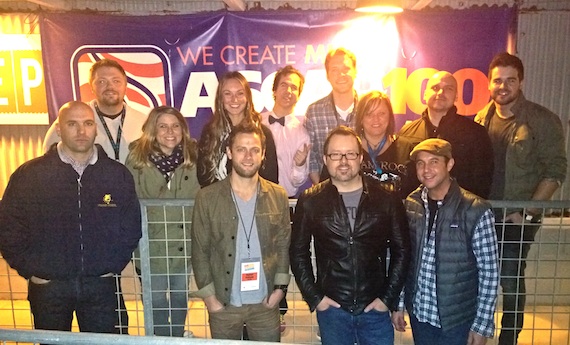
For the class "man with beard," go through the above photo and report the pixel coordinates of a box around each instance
[191,122,291,341]
[261,65,310,333]
[475,52,567,345]
[290,126,410,345]
[0,101,141,335]
[399,71,493,198]
[43,59,147,164]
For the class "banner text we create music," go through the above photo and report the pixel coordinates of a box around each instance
[177,45,297,66]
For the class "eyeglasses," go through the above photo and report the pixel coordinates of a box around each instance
[326,152,360,161]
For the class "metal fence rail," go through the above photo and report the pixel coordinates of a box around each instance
[1,199,569,345]
[0,328,284,345]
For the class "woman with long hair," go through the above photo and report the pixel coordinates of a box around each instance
[321,91,418,198]
[197,71,278,187]
[126,106,199,337]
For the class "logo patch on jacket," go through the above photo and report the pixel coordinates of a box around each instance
[98,194,117,207]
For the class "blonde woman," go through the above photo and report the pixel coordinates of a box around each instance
[126,106,199,336]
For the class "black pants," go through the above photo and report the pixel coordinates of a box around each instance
[28,276,127,334]
[496,221,540,345]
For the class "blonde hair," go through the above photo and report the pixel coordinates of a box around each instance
[355,91,396,137]
[127,106,197,169]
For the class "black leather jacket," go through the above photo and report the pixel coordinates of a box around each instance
[290,175,410,314]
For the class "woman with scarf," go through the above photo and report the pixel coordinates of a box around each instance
[126,106,199,337]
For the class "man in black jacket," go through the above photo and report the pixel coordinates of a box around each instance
[399,71,493,198]
[290,126,410,345]
[0,101,141,334]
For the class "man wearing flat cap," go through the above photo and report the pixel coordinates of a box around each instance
[392,138,499,345]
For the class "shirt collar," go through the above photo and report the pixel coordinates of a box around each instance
[57,142,98,175]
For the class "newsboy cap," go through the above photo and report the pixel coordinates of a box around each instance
[410,138,453,161]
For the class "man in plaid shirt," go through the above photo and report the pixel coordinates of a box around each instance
[304,47,357,185]
[392,138,499,345]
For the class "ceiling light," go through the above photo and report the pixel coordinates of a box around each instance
[355,0,404,13]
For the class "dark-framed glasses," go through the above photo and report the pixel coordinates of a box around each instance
[326,152,360,161]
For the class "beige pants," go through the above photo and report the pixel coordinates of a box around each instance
[208,303,280,342]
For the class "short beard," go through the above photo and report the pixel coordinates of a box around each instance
[232,163,260,179]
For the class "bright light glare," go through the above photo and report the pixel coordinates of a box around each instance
[331,15,400,94]
[0,34,41,50]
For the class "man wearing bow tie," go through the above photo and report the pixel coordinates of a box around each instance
[261,65,311,199]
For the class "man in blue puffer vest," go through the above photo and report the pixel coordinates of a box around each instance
[392,138,499,345]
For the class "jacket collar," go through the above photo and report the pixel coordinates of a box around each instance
[421,105,458,125]
[220,175,272,197]
[420,178,460,206]
[322,174,369,197]
[480,92,528,125]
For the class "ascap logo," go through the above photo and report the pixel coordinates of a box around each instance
[71,48,173,117]
[98,194,117,207]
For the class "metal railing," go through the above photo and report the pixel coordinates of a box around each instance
[1,199,569,345]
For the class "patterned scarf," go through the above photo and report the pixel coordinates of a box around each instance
[149,145,184,183]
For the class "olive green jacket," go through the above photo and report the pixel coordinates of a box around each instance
[191,177,291,305]
[126,158,200,274]
[475,93,567,201]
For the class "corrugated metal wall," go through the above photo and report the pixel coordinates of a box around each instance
[2,0,568,13]
[518,11,570,200]
[1,3,570,198]
[0,0,565,13]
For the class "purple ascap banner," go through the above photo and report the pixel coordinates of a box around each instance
[39,7,515,137]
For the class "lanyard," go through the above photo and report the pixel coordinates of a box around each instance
[95,104,126,161]
[366,136,387,175]
[230,183,259,258]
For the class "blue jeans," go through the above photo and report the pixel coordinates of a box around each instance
[496,222,540,345]
[409,313,471,345]
[151,274,189,336]
[316,306,394,345]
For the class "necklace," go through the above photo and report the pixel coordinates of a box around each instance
[365,135,388,175]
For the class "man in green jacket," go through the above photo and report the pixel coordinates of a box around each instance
[191,122,291,342]
[475,52,567,345]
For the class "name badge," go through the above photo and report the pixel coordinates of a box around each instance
[241,258,261,291]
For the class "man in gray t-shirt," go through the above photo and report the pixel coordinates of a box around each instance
[291,126,410,345]
[192,123,291,342]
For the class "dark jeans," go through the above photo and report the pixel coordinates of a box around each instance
[316,307,394,345]
[496,221,540,345]
[151,274,188,336]
[409,313,471,345]
[28,276,124,334]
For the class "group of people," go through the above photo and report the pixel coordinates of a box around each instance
[0,47,566,345]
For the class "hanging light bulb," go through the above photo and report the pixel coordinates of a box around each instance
[355,0,403,13]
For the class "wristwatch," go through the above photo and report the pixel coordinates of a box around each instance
[520,211,541,223]
[274,285,288,293]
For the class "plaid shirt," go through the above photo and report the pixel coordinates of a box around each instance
[400,187,499,338]
[304,93,356,175]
